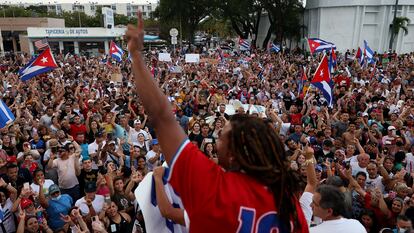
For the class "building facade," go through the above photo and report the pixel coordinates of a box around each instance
[26,27,126,56]
[45,2,157,19]
[305,0,414,53]
[0,17,65,54]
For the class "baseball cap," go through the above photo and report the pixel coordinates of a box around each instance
[48,184,60,195]
[84,182,97,193]
[315,164,323,172]
[108,140,116,145]
[134,119,141,125]
[152,139,159,145]
[362,112,369,117]
[20,198,33,209]
[388,126,396,131]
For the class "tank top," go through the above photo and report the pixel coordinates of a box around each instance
[107,213,130,233]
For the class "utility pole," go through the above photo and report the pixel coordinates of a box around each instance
[389,0,399,51]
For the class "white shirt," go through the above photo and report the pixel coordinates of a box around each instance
[128,128,149,145]
[350,162,367,177]
[52,156,79,189]
[366,175,384,193]
[0,198,15,233]
[30,179,54,196]
[310,218,366,233]
[88,140,107,156]
[146,150,161,171]
[75,195,105,215]
[300,191,313,226]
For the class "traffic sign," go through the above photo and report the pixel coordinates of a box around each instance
[169,28,178,37]
[171,36,177,45]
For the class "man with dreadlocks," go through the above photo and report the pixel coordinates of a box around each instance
[125,11,309,233]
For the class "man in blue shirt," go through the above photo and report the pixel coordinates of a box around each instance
[39,184,73,231]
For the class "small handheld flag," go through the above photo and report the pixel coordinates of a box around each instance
[18,47,58,82]
[239,38,251,51]
[109,41,124,62]
[268,42,280,53]
[364,40,375,64]
[329,47,337,73]
[0,99,15,129]
[356,47,365,66]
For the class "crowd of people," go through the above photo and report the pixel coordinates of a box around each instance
[0,20,413,232]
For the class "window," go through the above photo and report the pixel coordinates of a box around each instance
[147,5,151,11]
[111,5,116,10]
[143,12,147,17]
[90,5,95,11]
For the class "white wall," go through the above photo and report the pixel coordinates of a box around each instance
[305,0,414,53]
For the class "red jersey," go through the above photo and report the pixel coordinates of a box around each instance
[168,140,309,233]
[70,124,87,138]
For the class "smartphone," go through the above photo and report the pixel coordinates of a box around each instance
[205,138,213,143]
[92,216,99,222]
[104,196,111,205]
[36,211,43,224]
[24,182,30,190]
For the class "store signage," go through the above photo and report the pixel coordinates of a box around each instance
[45,28,89,35]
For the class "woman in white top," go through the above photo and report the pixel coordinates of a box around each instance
[30,169,55,197]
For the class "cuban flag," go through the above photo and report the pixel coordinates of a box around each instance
[268,42,280,53]
[299,66,307,94]
[217,47,224,63]
[307,38,336,54]
[239,38,251,51]
[356,47,365,66]
[329,47,337,73]
[364,40,375,64]
[18,47,58,82]
[0,99,15,129]
[311,54,333,107]
[109,41,124,62]
[135,168,188,233]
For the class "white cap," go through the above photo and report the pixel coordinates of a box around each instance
[388,126,396,131]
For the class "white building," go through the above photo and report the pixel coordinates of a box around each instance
[45,2,157,19]
[8,2,157,20]
[26,27,126,55]
[305,0,414,54]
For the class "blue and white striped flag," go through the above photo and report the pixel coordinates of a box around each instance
[0,99,15,128]
[268,42,280,53]
[239,38,251,51]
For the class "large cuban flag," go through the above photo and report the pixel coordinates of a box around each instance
[311,54,334,107]
[18,47,58,81]
[307,38,336,54]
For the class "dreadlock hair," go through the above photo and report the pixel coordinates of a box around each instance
[228,114,302,232]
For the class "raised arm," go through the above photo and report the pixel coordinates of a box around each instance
[126,11,187,165]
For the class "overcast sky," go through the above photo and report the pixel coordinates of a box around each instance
[2,0,158,4]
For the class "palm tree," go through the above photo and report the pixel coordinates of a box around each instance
[389,16,410,51]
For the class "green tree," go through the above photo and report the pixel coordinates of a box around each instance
[389,16,410,50]
[156,0,217,43]
[216,0,262,43]
[262,0,304,49]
